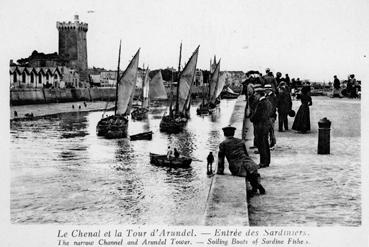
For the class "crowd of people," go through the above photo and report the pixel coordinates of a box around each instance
[332,74,360,98]
[215,68,315,196]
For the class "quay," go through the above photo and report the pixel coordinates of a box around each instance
[205,96,360,226]
[204,96,250,226]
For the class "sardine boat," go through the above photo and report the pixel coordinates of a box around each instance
[130,131,153,141]
[160,43,200,133]
[197,57,221,115]
[131,67,150,120]
[220,86,239,99]
[149,153,192,168]
[96,42,140,139]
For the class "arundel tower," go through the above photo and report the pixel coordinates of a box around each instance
[57,15,88,81]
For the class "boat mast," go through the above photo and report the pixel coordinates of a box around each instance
[114,40,122,115]
[175,42,182,114]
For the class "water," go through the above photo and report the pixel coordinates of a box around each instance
[10,99,238,224]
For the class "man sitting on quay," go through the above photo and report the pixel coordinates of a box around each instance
[216,125,265,195]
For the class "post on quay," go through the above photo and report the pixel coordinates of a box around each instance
[318,117,331,154]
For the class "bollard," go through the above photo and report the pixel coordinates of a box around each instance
[318,117,331,154]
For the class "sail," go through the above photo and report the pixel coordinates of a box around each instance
[149,70,167,100]
[116,49,140,115]
[142,68,150,108]
[209,60,220,104]
[215,72,226,99]
[177,46,200,113]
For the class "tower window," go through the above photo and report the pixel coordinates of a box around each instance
[22,72,26,83]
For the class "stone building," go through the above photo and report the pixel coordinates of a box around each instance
[57,15,88,81]
[10,66,80,89]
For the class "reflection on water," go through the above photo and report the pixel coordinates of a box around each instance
[10,99,238,224]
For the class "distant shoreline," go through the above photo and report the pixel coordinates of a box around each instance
[10,101,114,121]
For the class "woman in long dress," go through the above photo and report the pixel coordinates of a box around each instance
[292,86,312,133]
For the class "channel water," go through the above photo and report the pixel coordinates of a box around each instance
[10,99,238,224]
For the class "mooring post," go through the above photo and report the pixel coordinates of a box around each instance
[318,117,331,154]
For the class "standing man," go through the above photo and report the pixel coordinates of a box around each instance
[332,75,342,98]
[277,84,292,131]
[217,125,265,195]
[250,87,272,168]
[262,69,278,93]
[265,84,277,148]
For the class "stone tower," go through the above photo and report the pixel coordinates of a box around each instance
[57,15,88,81]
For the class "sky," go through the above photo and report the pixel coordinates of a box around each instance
[1,0,369,82]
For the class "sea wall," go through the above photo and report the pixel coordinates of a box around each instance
[10,85,209,105]
[10,88,45,105]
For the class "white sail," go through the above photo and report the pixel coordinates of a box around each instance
[215,72,226,98]
[149,70,167,100]
[178,46,200,113]
[142,68,150,108]
[116,49,140,115]
[209,60,220,104]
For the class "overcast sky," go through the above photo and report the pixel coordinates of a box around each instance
[1,0,369,82]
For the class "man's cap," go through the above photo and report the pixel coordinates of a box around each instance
[222,125,236,131]
[265,68,270,72]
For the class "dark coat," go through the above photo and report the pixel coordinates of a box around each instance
[266,92,277,119]
[250,97,272,134]
[277,91,292,115]
[218,137,258,176]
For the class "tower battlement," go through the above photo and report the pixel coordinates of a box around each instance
[56,21,88,31]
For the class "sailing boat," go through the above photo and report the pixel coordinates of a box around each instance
[149,70,168,103]
[131,67,150,120]
[196,58,221,115]
[159,44,200,133]
[96,43,140,139]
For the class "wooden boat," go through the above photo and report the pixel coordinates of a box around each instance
[130,131,153,141]
[149,152,192,168]
[96,42,139,139]
[160,43,200,133]
[220,86,239,99]
[131,67,150,120]
[197,58,221,115]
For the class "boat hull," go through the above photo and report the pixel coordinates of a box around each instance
[221,92,239,99]
[159,115,187,133]
[131,108,149,120]
[130,131,153,141]
[96,115,128,138]
[149,153,192,168]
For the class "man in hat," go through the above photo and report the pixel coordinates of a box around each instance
[277,84,292,131]
[217,125,265,195]
[262,69,278,94]
[249,84,262,149]
[265,84,277,148]
[250,87,272,167]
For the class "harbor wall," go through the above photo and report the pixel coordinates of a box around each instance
[10,85,210,105]
[10,87,135,105]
